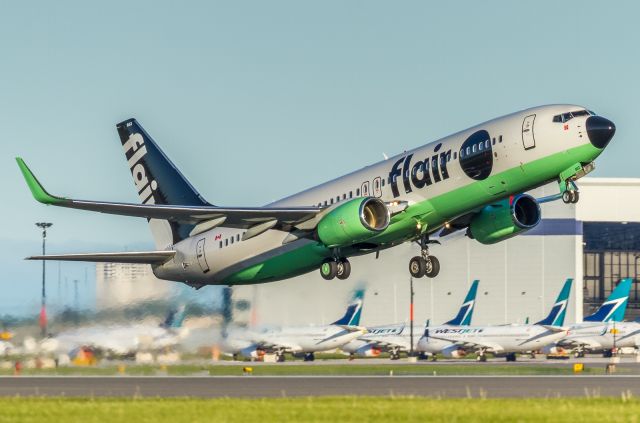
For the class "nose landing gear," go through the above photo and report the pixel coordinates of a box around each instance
[409,235,440,278]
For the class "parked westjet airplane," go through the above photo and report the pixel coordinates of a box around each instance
[418,279,573,361]
[342,280,479,359]
[222,290,365,362]
[17,105,615,286]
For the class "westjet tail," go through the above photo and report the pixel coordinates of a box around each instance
[444,280,479,326]
[332,289,365,326]
[583,278,632,322]
[535,279,573,326]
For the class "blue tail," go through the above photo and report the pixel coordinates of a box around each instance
[160,305,186,329]
[536,279,573,326]
[584,278,633,322]
[444,280,479,326]
[332,289,365,326]
[116,119,211,245]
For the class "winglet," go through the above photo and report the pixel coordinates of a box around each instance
[15,158,64,205]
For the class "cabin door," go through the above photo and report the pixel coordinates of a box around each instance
[522,114,536,150]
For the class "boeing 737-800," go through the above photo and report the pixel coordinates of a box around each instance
[17,105,615,286]
[342,280,479,359]
[418,279,573,361]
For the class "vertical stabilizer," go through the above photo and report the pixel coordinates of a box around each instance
[116,119,211,248]
[332,289,365,326]
[536,279,573,326]
[444,280,479,326]
[584,278,633,322]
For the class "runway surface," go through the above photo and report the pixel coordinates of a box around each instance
[2,375,640,398]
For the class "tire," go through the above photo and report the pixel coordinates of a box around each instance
[409,256,426,278]
[562,190,572,204]
[320,259,337,280]
[572,191,580,203]
[336,258,351,280]
[425,256,440,278]
[277,354,286,362]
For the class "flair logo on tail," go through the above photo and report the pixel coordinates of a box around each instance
[536,278,573,326]
[122,130,158,205]
[584,278,633,322]
[444,280,479,326]
[332,289,365,326]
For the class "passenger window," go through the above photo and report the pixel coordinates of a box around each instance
[230,237,234,244]
[499,136,503,143]
[342,194,346,200]
[237,234,240,242]
[336,196,340,202]
[349,191,353,198]
[381,179,385,187]
[225,239,228,246]
[453,151,457,160]
[324,200,327,206]
[492,138,496,145]
[356,189,360,196]
[219,241,222,248]
[330,198,334,204]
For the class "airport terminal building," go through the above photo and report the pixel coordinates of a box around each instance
[231,178,640,328]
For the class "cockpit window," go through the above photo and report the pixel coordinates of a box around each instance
[552,109,594,123]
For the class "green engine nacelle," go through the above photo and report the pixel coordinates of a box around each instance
[317,197,390,248]
[468,194,541,245]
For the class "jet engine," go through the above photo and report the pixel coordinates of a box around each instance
[353,343,382,357]
[441,345,467,358]
[468,194,541,245]
[317,197,390,247]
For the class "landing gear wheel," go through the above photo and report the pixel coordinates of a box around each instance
[336,258,351,280]
[506,353,517,362]
[476,354,487,362]
[424,256,440,278]
[276,353,286,362]
[390,352,401,360]
[562,190,579,204]
[304,353,315,362]
[320,259,338,280]
[409,256,426,278]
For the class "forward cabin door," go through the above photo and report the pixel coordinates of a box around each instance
[196,238,210,273]
[522,114,536,150]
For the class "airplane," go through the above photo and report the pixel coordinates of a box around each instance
[417,278,573,361]
[342,280,479,360]
[553,278,635,357]
[38,306,187,357]
[17,106,615,286]
[223,290,366,362]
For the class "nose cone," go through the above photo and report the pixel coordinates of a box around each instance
[586,116,616,149]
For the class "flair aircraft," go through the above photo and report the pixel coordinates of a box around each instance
[342,280,479,359]
[554,278,635,357]
[418,278,573,361]
[223,290,365,362]
[17,106,615,285]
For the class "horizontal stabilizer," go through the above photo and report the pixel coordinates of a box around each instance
[26,251,175,264]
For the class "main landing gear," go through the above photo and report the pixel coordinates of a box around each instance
[320,257,351,280]
[409,235,440,278]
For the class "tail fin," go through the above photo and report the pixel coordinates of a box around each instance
[584,278,633,322]
[160,305,186,329]
[536,279,573,326]
[116,118,210,247]
[332,289,365,326]
[444,280,479,326]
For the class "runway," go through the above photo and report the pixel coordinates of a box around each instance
[2,375,640,398]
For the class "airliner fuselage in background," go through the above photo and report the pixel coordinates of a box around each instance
[18,105,615,287]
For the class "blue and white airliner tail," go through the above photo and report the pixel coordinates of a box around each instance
[332,289,365,326]
[535,279,573,326]
[583,278,632,322]
[444,280,479,326]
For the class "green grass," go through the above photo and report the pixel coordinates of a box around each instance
[0,363,606,376]
[1,397,640,422]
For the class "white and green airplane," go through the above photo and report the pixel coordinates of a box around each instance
[17,105,615,286]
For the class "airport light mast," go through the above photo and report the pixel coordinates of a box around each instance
[35,222,52,338]
[409,277,415,356]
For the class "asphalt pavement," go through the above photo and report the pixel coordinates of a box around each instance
[1,375,640,398]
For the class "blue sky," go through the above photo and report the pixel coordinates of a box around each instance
[1,1,638,315]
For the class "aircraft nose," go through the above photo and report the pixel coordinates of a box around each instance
[586,116,616,149]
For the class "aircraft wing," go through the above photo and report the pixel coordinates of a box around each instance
[17,158,321,229]
[557,337,603,350]
[26,251,176,264]
[334,325,367,333]
[362,336,411,351]
[428,335,503,353]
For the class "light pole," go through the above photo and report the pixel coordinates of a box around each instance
[36,222,52,337]
[409,276,415,356]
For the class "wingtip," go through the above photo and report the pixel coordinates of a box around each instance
[15,158,62,205]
